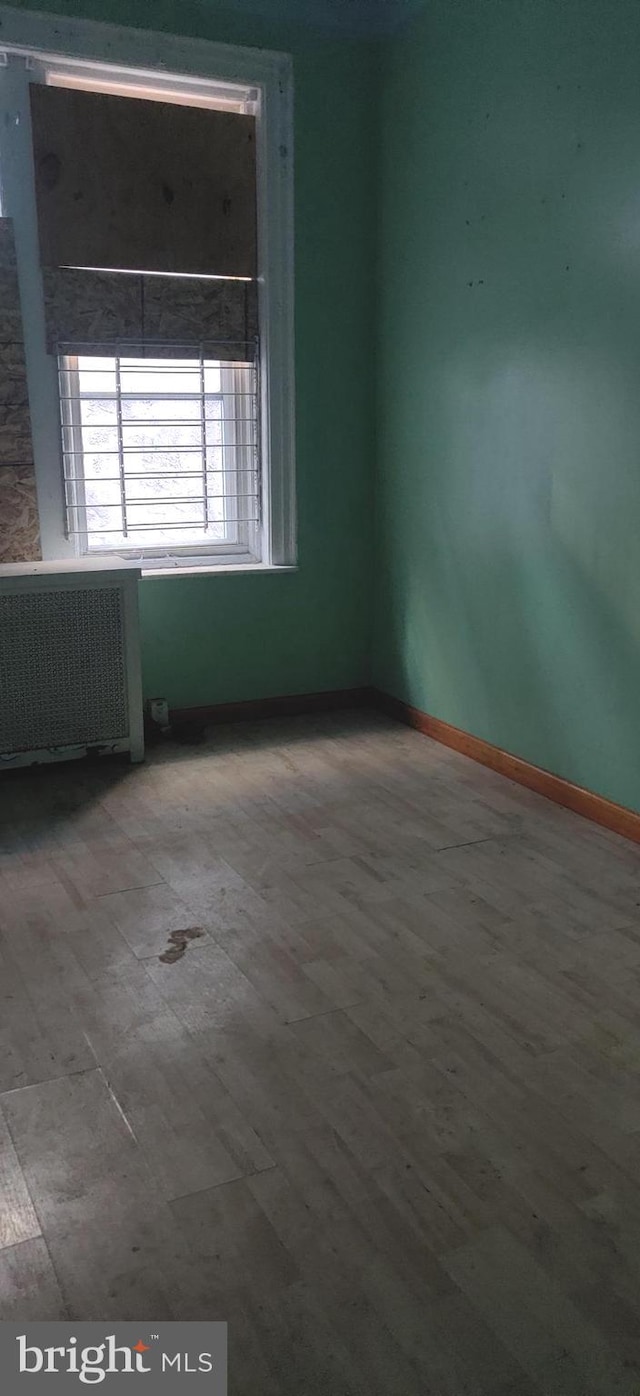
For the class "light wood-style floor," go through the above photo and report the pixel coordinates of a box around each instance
[2,710,640,1393]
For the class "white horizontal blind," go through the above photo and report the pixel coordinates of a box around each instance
[59,351,260,557]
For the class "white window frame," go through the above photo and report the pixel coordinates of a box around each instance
[0,5,295,572]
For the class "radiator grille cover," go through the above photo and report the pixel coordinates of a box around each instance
[0,586,128,753]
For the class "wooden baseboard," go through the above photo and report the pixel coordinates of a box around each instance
[375,689,640,845]
[169,682,640,845]
[170,686,375,727]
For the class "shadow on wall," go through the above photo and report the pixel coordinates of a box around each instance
[377,332,640,810]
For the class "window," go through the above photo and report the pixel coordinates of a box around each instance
[0,14,294,572]
[60,354,259,560]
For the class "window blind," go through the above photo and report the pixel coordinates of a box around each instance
[29,84,257,278]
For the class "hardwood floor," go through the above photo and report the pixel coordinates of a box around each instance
[2,709,640,1392]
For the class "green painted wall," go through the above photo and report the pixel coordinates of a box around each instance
[375,0,640,811]
[11,0,640,809]
[12,0,376,707]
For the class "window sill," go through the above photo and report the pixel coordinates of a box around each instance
[140,562,298,580]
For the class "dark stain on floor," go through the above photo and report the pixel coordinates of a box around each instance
[159,927,205,964]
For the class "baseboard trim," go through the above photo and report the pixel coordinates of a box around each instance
[375,689,640,845]
[170,686,375,727]
[169,682,640,845]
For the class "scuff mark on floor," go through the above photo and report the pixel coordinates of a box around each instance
[159,927,205,964]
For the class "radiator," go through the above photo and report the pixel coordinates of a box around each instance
[0,560,144,766]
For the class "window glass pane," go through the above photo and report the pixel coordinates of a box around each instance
[121,423,201,449]
[204,365,222,394]
[125,473,203,501]
[76,359,117,393]
[60,353,258,555]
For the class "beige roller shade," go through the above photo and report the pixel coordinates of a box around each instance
[29,84,257,279]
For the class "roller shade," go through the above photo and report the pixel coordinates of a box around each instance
[42,267,258,361]
[29,84,257,278]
